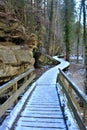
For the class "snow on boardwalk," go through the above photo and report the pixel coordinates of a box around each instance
[0,57,70,130]
[14,57,68,130]
[15,84,66,130]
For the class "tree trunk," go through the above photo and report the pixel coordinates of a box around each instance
[82,0,87,94]
[65,0,70,61]
[47,0,54,55]
[76,4,82,63]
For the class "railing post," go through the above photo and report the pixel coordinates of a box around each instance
[83,105,87,125]
[85,109,87,125]
[24,76,27,83]
[29,71,34,77]
[13,82,18,104]
[13,83,17,92]
[20,64,24,73]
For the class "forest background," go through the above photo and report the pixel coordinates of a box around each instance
[0,0,87,93]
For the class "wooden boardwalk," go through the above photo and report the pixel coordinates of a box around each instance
[14,84,67,130]
[1,58,79,130]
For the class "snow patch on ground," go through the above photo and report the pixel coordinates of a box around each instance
[70,55,83,60]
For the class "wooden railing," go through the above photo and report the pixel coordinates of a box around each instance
[58,69,87,130]
[38,51,59,65]
[0,67,36,118]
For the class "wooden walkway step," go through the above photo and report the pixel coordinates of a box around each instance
[14,84,67,130]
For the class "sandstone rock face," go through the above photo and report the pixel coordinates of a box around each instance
[0,12,25,44]
[0,45,35,82]
[27,33,38,49]
[0,4,39,83]
[0,0,47,83]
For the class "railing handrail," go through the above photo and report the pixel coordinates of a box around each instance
[0,66,36,118]
[58,68,87,130]
[38,51,59,64]
[59,68,87,105]
[0,67,35,94]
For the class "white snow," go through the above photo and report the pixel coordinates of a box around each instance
[36,56,70,85]
[0,56,78,130]
[70,55,83,61]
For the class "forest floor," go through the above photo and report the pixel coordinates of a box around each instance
[68,61,85,92]
[35,61,85,93]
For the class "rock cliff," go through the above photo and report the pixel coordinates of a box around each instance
[0,3,38,83]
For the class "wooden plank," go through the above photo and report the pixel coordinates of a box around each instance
[17,116,64,123]
[21,113,63,118]
[15,126,65,130]
[16,120,65,128]
[24,107,61,111]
